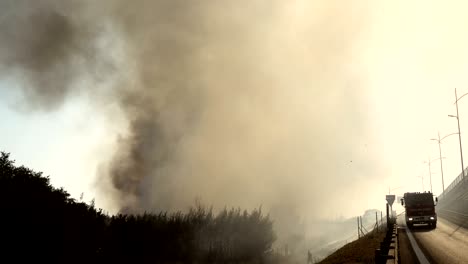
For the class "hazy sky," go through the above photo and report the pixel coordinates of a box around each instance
[2,0,468,224]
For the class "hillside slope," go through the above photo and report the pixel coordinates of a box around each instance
[318,228,386,264]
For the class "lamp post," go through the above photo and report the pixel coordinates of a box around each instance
[430,132,458,197]
[449,88,468,180]
[424,157,444,194]
[417,175,424,192]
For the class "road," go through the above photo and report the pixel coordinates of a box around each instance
[399,213,468,263]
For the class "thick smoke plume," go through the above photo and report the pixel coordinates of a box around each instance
[0,0,106,110]
[0,0,382,241]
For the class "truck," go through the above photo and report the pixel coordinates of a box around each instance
[400,192,438,229]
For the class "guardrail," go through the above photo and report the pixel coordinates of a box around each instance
[374,218,398,264]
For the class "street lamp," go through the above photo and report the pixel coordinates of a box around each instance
[424,157,445,194]
[417,175,424,192]
[449,88,468,180]
[430,132,458,197]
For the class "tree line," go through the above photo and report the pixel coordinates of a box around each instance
[0,152,277,263]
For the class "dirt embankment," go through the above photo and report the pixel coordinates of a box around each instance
[318,229,386,264]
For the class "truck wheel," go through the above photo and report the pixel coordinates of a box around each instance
[432,222,437,229]
[407,222,413,228]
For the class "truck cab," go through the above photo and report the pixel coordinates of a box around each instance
[400,192,438,229]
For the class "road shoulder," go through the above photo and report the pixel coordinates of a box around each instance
[398,227,419,264]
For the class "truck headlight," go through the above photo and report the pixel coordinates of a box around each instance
[430,217,435,220]
[408,218,413,221]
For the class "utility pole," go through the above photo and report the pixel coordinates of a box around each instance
[357,217,360,238]
[431,132,457,196]
[376,211,379,232]
[417,175,424,192]
[437,132,445,196]
[454,88,465,179]
[426,158,434,193]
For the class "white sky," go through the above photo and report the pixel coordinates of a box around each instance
[0,81,117,205]
[2,1,468,218]
[363,0,468,200]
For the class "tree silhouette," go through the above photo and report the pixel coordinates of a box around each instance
[0,151,278,263]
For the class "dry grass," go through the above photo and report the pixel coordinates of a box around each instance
[318,228,387,264]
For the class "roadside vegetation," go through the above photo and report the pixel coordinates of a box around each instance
[317,228,387,264]
[0,151,279,263]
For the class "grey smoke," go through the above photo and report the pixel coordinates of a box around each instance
[0,0,382,244]
[0,0,107,110]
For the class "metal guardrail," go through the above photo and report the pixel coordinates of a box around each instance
[374,221,398,264]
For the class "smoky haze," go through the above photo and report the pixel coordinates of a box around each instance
[0,0,382,240]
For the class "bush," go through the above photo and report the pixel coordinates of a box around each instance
[0,152,276,263]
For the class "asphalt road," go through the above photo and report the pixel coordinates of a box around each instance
[398,213,468,263]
